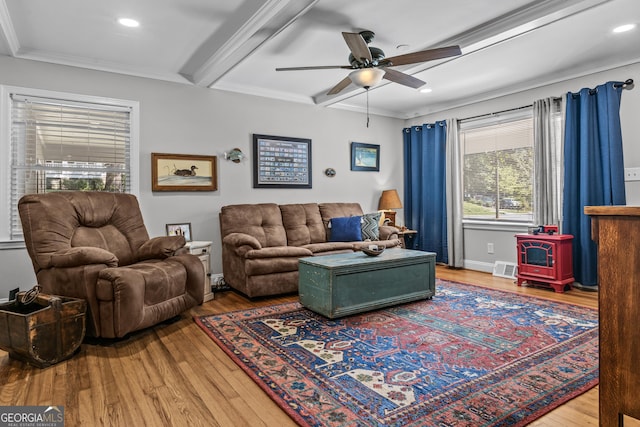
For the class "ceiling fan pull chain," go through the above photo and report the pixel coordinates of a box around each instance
[366,88,370,128]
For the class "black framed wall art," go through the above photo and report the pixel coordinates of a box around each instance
[253,134,312,188]
[351,142,380,172]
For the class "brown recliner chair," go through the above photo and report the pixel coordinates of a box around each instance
[18,192,204,338]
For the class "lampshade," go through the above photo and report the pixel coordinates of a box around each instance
[349,68,385,88]
[378,189,403,210]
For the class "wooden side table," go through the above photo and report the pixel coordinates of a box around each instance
[186,241,213,302]
[397,229,418,249]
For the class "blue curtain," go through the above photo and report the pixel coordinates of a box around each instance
[403,121,448,263]
[562,81,626,286]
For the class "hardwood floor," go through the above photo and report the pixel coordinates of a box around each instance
[0,267,600,426]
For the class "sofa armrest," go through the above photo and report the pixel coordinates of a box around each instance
[223,232,262,256]
[45,247,119,269]
[245,246,313,259]
[379,225,400,240]
[137,236,186,261]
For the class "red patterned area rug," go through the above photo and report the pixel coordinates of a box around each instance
[195,280,598,427]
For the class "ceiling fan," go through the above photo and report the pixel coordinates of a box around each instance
[276,30,462,95]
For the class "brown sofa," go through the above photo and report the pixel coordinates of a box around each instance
[219,202,402,298]
[19,192,204,338]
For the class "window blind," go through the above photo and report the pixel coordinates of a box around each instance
[9,94,132,239]
[460,108,534,221]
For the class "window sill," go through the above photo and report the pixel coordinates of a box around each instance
[463,219,532,233]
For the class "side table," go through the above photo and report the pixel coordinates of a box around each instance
[186,241,213,302]
[397,229,418,249]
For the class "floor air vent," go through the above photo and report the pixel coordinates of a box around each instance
[493,261,518,279]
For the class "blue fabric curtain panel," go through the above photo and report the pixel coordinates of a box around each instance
[403,121,448,263]
[562,81,626,287]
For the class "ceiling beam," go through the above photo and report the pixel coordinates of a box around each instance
[0,0,19,55]
[181,0,318,87]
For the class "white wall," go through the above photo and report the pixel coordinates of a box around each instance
[0,56,405,297]
[406,61,640,271]
[2,55,638,293]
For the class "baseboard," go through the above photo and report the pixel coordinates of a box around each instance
[463,260,494,274]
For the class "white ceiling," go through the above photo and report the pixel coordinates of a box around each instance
[1,0,638,119]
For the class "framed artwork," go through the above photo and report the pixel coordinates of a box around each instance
[351,142,380,171]
[166,223,192,241]
[152,153,217,191]
[253,134,312,188]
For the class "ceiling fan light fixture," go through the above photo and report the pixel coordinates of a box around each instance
[349,68,385,89]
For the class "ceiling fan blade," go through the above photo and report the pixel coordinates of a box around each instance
[384,45,462,67]
[327,76,353,95]
[276,65,352,71]
[342,32,372,63]
[381,67,426,89]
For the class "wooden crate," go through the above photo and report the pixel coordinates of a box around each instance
[0,292,86,368]
[299,249,436,318]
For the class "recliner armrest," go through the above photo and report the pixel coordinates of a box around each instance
[45,246,119,268]
[137,235,186,261]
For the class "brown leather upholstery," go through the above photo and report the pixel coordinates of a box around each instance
[19,192,204,338]
[219,202,401,298]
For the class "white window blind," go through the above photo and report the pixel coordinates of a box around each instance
[9,94,132,240]
[461,108,534,222]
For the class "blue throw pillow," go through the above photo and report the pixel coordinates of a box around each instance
[329,216,362,242]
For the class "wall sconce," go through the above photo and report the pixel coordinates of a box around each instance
[378,189,403,226]
[224,148,244,163]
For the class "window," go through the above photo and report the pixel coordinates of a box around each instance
[460,108,533,222]
[1,86,139,243]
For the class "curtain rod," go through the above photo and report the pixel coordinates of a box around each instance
[615,78,634,88]
[461,104,533,122]
[462,79,633,122]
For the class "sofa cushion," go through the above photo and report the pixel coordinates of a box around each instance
[329,216,362,242]
[303,242,354,254]
[319,202,364,235]
[280,203,326,246]
[220,203,287,248]
[361,212,381,240]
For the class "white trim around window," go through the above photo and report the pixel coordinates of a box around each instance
[0,85,140,248]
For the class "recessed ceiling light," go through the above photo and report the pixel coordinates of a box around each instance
[420,88,433,94]
[118,18,140,28]
[613,23,635,33]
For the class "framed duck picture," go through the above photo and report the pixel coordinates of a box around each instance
[151,153,218,191]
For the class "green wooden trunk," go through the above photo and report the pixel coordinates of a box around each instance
[298,249,435,318]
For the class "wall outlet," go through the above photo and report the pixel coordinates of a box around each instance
[625,167,640,182]
[487,243,495,254]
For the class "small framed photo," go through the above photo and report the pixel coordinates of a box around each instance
[152,153,218,192]
[166,223,192,242]
[351,142,380,172]
[253,134,312,189]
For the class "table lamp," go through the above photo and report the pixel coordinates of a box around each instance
[378,189,402,227]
